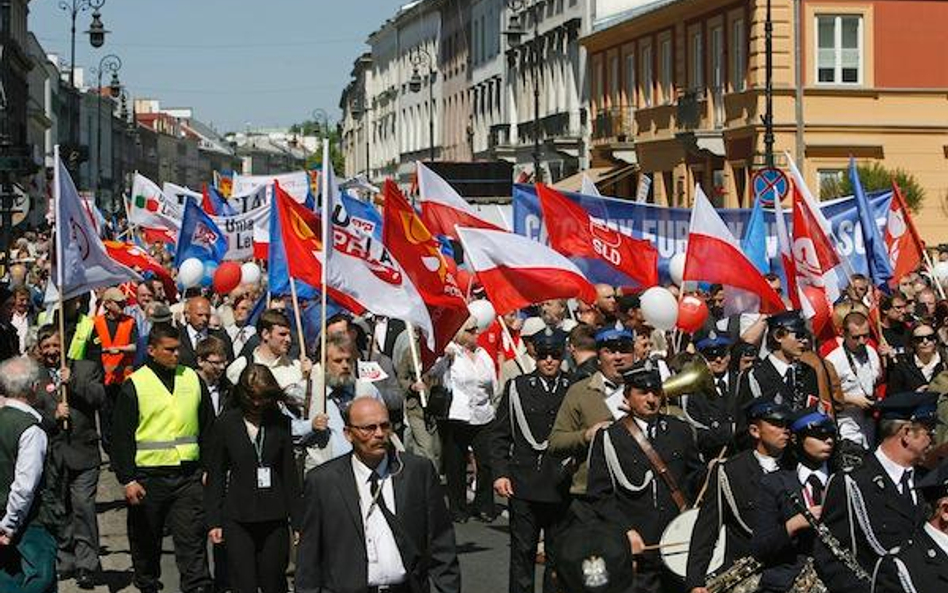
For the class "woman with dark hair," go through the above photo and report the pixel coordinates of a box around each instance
[886,322,947,394]
[204,364,301,593]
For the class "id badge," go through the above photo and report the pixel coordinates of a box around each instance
[256,467,272,489]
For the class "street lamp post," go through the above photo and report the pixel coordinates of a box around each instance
[312,108,330,137]
[409,47,436,163]
[58,0,109,88]
[351,98,371,180]
[763,0,775,168]
[91,53,121,209]
[504,0,542,183]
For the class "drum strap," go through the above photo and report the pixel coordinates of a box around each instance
[602,430,652,492]
[623,418,689,512]
[718,465,753,535]
[509,380,548,452]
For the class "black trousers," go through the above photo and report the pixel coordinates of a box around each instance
[99,383,123,456]
[508,498,568,593]
[440,420,494,515]
[127,472,211,593]
[57,465,100,573]
[222,520,289,593]
[633,553,681,593]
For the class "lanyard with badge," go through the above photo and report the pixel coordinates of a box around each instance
[254,427,271,489]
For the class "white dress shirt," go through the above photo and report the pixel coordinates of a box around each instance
[227,324,257,358]
[767,353,792,379]
[0,399,48,537]
[875,448,916,504]
[827,344,882,449]
[602,376,626,421]
[797,463,829,504]
[915,352,942,382]
[351,454,407,586]
[753,451,780,474]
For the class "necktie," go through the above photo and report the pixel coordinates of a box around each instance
[716,378,727,398]
[784,369,795,391]
[369,472,392,515]
[900,469,915,505]
[806,474,824,506]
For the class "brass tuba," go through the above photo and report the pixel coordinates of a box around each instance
[661,361,715,399]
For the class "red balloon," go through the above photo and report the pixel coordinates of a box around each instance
[677,295,709,333]
[213,262,243,295]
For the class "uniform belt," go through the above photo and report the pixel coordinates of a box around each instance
[367,584,409,593]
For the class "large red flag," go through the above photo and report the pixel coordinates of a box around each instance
[885,181,924,287]
[382,180,469,355]
[417,162,502,238]
[536,184,659,288]
[791,184,843,340]
[104,240,178,300]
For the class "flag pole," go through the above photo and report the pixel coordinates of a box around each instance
[319,139,330,410]
[404,321,428,408]
[289,278,308,367]
[53,146,70,430]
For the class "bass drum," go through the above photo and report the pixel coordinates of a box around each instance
[659,508,725,579]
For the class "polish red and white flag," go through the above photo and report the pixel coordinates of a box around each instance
[417,162,503,238]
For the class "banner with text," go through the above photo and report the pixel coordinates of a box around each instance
[211,203,271,261]
[512,184,893,283]
[233,171,310,203]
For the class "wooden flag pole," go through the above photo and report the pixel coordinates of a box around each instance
[404,321,428,408]
[497,314,527,374]
[52,146,70,430]
[319,138,331,411]
[289,278,308,362]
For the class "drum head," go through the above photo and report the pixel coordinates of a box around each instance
[659,508,726,578]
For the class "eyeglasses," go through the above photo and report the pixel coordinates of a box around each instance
[912,334,936,344]
[535,350,564,361]
[602,342,634,354]
[803,429,836,441]
[848,332,871,342]
[702,348,729,360]
[348,421,392,435]
[463,327,478,334]
[202,358,227,366]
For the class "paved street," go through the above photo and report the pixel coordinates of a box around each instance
[60,465,519,593]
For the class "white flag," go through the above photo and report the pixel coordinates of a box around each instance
[54,147,141,301]
[580,174,602,197]
[130,173,182,230]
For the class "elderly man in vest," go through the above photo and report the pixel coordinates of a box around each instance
[0,356,57,593]
[111,323,215,593]
[90,287,137,455]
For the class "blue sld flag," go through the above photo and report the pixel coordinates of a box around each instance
[850,157,893,289]
[175,198,228,267]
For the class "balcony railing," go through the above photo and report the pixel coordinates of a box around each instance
[592,107,635,141]
[676,89,706,131]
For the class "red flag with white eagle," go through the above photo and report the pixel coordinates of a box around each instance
[455,226,597,315]
[884,181,924,287]
[536,183,659,288]
[417,162,503,238]
[684,186,785,314]
[382,179,469,357]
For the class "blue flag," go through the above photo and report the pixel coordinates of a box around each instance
[849,158,893,289]
[741,194,770,275]
[175,199,228,266]
[339,193,383,242]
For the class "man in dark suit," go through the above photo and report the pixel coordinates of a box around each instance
[874,458,948,593]
[816,392,937,593]
[681,334,742,459]
[35,324,106,589]
[178,296,233,369]
[737,312,819,443]
[491,333,572,593]
[296,397,460,593]
[753,408,837,593]
[685,397,791,593]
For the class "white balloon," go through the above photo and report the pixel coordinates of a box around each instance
[178,258,205,289]
[669,253,687,286]
[240,262,262,286]
[640,286,679,331]
[935,262,948,281]
[467,299,496,332]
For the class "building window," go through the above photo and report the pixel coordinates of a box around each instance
[710,26,724,91]
[690,29,703,90]
[731,19,745,92]
[641,45,653,108]
[609,55,620,108]
[593,57,604,112]
[660,38,673,105]
[625,53,636,108]
[473,20,480,66]
[816,15,862,84]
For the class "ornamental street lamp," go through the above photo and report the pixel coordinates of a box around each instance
[350,97,371,180]
[58,0,109,87]
[91,53,121,207]
[504,0,542,182]
[409,47,436,163]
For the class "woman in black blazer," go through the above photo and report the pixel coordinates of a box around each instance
[205,364,301,593]
[887,323,947,394]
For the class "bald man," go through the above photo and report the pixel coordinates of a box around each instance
[297,397,460,593]
[177,297,234,369]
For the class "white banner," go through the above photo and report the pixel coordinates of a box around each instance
[163,181,202,205]
[229,183,270,214]
[211,203,271,261]
[234,171,310,203]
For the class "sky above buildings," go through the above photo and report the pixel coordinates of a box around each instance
[31,0,407,133]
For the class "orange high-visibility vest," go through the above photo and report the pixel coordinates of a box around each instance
[94,315,135,385]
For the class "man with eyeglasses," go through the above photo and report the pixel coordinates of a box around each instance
[490,333,573,593]
[880,294,911,357]
[549,329,636,497]
[296,397,460,593]
[816,392,938,593]
[826,311,883,452]
[737,312,819,443]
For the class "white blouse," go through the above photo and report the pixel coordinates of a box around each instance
[445,344,497,425]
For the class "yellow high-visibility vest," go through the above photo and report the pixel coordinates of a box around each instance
[37,312,94,360]
[130,365,201,468]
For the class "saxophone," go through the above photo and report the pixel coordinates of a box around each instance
[789,557,828,593]
[705,556,762,593]
[786,491,872,583]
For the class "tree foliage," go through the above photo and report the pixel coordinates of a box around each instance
[291,118,345,174]
[819,162,924,212]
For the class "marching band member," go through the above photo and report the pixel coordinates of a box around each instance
[874,458,948,593]
[753,408,837,592]
[815,392,937,593]
[681,334,740,459]
[586,360,704,593]
[686,397,792,593]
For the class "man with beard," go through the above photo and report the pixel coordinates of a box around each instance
[825,311,883,453]
[549,329,636,497]
[302,332,381,473]
[34,325,106,589]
